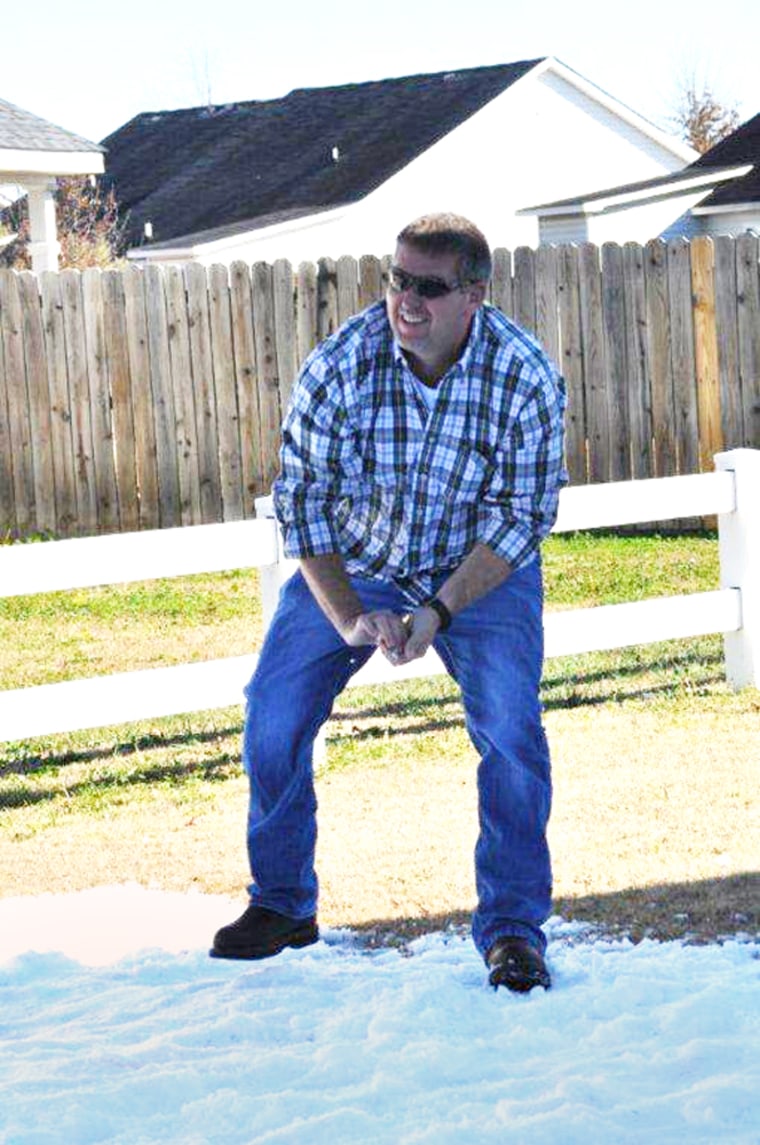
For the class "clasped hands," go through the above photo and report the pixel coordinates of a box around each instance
[340,607,440,665]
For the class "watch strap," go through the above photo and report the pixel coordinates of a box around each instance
[427,597,452,632]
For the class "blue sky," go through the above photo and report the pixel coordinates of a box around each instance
[4,0,759,144]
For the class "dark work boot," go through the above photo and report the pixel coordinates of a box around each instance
[486,936,551,993]
[210,904,318,960]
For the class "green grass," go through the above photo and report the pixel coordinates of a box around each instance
[0,531,751,823]
[543,531,719,606]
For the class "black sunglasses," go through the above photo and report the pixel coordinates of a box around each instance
[387,266,467,300]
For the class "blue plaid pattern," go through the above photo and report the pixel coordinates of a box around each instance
[273,302,567,604]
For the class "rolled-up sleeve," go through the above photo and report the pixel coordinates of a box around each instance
[477,358,567,571]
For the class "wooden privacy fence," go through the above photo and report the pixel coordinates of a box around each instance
[0,235,759,540]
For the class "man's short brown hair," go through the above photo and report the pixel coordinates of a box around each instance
[396,213,492,284]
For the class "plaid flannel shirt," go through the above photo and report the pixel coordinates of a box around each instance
[273,301,567,604]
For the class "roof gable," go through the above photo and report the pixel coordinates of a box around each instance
[102,61,544,246]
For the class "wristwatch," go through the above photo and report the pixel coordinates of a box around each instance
[426,597,452,632]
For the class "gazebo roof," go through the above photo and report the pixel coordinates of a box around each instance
[0,97,103,177]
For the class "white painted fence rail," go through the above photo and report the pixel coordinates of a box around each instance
[0,450,757,744]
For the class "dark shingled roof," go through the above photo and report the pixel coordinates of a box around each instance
[690,112,760,208]
[101,61,544,248]
[0,97,102,154]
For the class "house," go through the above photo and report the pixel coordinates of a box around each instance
[102,58,696,267]
[0,98,104,272]
[520,111,760,245]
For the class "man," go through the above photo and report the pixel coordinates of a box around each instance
[212,213,567,992]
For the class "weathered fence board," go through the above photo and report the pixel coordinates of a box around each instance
[165,264,200,526]
[714,235,743,451]
[185,261,222,524]
[209,262,244,523]
[102,269,139,531]
[229,260,263,509]
[1,238,757,539]
[600,243,630,482]
[144,264,179,528]
[17,272,55,533]
[512,246,536,335]
[272,259,297,417]
[558,244,586,484]
[534,245,560,368]
[295,260,318,368]
[735,232,760,450]
[0,271,34,534]
[0,294,13,532]
[336,255,359,325]
[690,237,724,472]
[622,242,652,480]
[489,247,512,317]
[40,270,78,534]
[122,264,159,530]
[316,257,338,343]
[251,261,283,493]
[644,239,677,479]
[668,238,700,476]
[578,243,608,484]
[358,254,383,312]
[82,268,120,533]
[61,270,99,533]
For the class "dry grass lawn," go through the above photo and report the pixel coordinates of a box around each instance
[2,699,757,946]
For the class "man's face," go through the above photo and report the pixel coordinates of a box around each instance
[386,242,486,381]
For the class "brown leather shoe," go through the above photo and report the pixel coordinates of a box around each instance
[210,904,318,960]
[486,936,551,993]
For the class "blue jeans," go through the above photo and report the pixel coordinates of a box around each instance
[242,561,552,958]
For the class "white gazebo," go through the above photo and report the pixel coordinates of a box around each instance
[0,97,104,273]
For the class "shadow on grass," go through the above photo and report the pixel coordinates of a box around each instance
[0,725,243,779]
[0,751,241,807]
[331,647,725,722]
[351,872,760,949]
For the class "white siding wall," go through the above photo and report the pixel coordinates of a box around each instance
[539,215,589,245]
[697,209,760,237]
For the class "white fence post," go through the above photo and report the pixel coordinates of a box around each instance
[715,449,760,689]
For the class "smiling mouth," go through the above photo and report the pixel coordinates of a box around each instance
[399,308,427,326]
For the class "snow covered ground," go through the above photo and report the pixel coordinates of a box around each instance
[1,886,758,1145]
